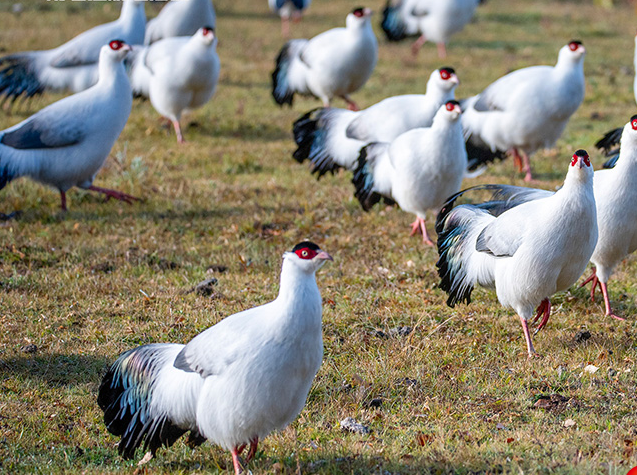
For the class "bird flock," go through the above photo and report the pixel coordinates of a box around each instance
[1,0,636,473]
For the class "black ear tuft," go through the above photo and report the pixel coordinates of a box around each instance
[292,241,320,252]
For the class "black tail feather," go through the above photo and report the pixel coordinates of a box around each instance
[292,108,343,179]
[465,139,508,171]
[0,55,44,102]
[352,146,383,211]
[381,1,407,41]
[595,126,622,158]
[602,153,619,169]
[272,42,295,106]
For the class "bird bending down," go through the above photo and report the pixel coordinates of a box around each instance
[461,41,586,181]
[98,242,332,474]
[580,116,637,320]
[436,150,598,357]
[380,0,482,58]
[0,0,145,102]
[0,41,138,212]
[352,101,467,246]
[271,7,377,110]
[144,0,216,45]
[292,67,459,178]
[269,0,312,38]
[129,27,220,143]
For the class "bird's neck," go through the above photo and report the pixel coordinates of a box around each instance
[275,260,322,320]
[97,58,129,92]
[120,0,144,24]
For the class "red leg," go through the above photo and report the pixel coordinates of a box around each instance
[533,299,551,335]
[411,34,426,56]
[231,446,243,475]
[521,150,533,182]
[600,281,626,321]
[87,185,142,205]
[409,217,434,246]
[59,190,67,211]
[341,95,359,111]
[511,148,523,172]
[246,436,259,463]
[281,16,290,38]
[172,120,185,144]
[530,298,547,325]
[436,42,447,59]
[579,267,600,302]
[519,316,540,358]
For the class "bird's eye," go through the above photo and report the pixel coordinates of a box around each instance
[294,247,318,260]
[632,120,637,130]
[352,7,364,17]
[109,40,124,50]
[440,70,450,80]
[203,27,214,36]
[584,156,591,167]
[568,41,581,52]
[302,250,308,257]
[446,102,455,111]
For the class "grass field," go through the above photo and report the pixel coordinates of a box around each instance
[1,0,637,473]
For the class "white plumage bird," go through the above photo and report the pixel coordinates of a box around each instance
[129,27,220,143]
[144,0,216,45]
[380,0,482,58]
[269,0,312,38]
[461,41,586,181]
[0,41,138,211]
[436,150,598,357]
[272,7,377,111]
[98,242,332,474]
[352,100,467,245]
[580,116,637,320]
[293,67,459,178]
[0,0,145,101]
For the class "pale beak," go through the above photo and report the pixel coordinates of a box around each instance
[316,251,333,261]
[450,74,460,85]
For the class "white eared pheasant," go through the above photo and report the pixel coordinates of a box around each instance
[0,41,138,211]
[293,67,459,178]
[0,0,145,101]
[98,242,332,474]
[580,116,637,320]
[269,0,312,38]
[272,7,377,111]
[461,41,586,181]
[380,0,483,58]
[436,150,598,357]
[144,0,216,45]
[352,100,466,246]
[129,27,220,143]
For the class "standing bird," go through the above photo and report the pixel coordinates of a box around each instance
[352,100,466,245]
[97,242,333,474]
[381,0,483,58]
[144,0,216,45]
[0,41,138,211]
[436,150,598,357]
[129,27,220,143]
[293,67,459,178]
[272,7,377,111]
[269,0,312,38]
[0,0,145,101]
[461,41,586,181]
[580,116,637,320]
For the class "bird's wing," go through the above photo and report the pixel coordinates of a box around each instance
[1,107,85,149]
[472,66,551,112]
[49,21,125,68]
[300,28,347,68]
[173,304,272,378]
[144,37,189,73]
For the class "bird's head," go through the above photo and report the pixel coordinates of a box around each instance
[103,39,132,62]
[560,40,585,63]
[619,114,637,154]
[198,26,216,46]
[284,241,333,274]
[566,149,594,186]
[347,7,372,28]
[437,100,462,122]
[432,67,460,92]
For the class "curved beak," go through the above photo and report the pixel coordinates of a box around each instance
[450,73,460,85]
[316,251,333,261]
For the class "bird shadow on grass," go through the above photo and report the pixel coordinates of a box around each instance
[0,353,110,388]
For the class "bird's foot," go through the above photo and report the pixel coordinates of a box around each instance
[137,451,153,466]
[531,298,551,335]
[409,217,434,246]
[607,312,625,321]
[527,351,543,359]
[246,436,259,463]
[87,185,142,205]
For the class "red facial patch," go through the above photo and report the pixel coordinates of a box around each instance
[203,27,214,36]
[568,41,581,51]
[294,247,318,260]
[353,8,364,17]
[440,69,451,80]
[632,119,637,130]
[109,40,124,50]
[445,102,455,111]
[571,152,590,167]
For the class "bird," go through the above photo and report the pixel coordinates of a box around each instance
[435,150,598,357]
[128,27,220,143]
[272,7,377,111]
[0,40,138,211]
[144,0,216,45]
[580,116,637,320]
[97,241,333,474]
[593,33,637,169]
[461,40,586,181]
[351,100,466,246]
[0,0,145,102]
[380,0,483,58]
[292,67,459,178]
[269,0,312,38]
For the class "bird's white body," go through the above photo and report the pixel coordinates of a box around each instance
[144,0,216,45]
[362,104,466,219]
[98,244,331,470]
[292,68,458,176]
[0,0,144,96]
[0,44,132,193]
[398,0,480,44]
[462,43,585,157]
[590,122,637,284]
[273,9,377,107]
